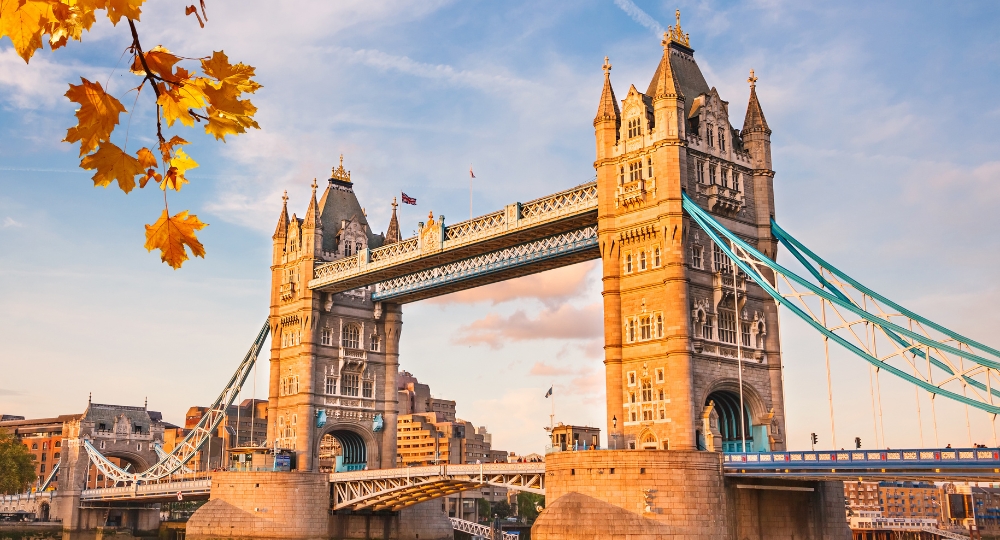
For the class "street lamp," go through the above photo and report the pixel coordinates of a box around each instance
[612,416,618,450]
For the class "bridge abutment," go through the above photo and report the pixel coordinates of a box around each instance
[532,450,849,540]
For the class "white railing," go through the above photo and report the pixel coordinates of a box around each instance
[449,517,519,540]
[81,478,212,501]
[309,182,597,290]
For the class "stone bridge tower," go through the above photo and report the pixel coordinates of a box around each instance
[595,18,786,453]
[268,158,400,471]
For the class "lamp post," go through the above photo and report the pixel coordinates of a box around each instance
[612,415,618,450]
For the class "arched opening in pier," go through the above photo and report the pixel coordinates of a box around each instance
[318,430,367,472]
[706,390,753,453]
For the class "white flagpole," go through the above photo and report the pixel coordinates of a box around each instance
[469,164,473,220]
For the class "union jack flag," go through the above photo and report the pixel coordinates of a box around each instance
[401,192,417,205]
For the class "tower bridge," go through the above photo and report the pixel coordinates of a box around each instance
[9,12,1000,540]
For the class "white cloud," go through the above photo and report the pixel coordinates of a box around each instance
[2,217,24,228]
[0,48,74,109]
[612,0,665,37]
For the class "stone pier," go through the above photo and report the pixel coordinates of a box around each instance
[186,471,451,540]
[532,450,850,540]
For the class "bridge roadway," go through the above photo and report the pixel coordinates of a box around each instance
[308,182,598,303]
[70,448,1000,506]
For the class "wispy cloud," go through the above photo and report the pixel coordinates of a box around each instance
[452,302,602,349]
[432,261,598,308]
[2,217,24,228]
[613,0,665,37]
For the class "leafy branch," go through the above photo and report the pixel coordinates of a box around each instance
[0,0,262,268]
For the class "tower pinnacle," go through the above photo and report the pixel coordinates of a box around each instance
[748,69,758,89]
[331,154,351,183]
[304,179,322,229]
[273,190,289,239]
[743,69,769,133]
[594,56,620,125]
[664,9,690,48]
[385,197,401,244]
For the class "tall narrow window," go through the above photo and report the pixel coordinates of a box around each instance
[741,322,752,347]
[702,317,713,340]
[620,166,625,184]
[706,124,714,147]
[639,251,647,270]
[325,377,336,395]
[321,328,333,346]
[362,379,373,398]
[344,242,352,257]
[719,128,726,152]
[656,314,663,337]
[658,389,664,400]
[712,243,733,273]
[647,157,653,178]
[341,374,360,397]
[628,160,642,182]
[718,310,737,344]
[628,319,636,342]
[721,168,729,188]
[369,334,380,352]
[640,316,651,340]
[641,380,652,402]
[625,254,633,273]
[653,247,660,267]
[691,245,703,269]
[709,164,717,184]
[697,161,705,184]
[342,324,360,348]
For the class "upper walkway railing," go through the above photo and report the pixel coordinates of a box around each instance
[308,182,598,295]
[81,477,212,501]
[449,517,519,540]
[724,447,1000,480]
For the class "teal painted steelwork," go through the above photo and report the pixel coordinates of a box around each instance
[682,193,1000,415]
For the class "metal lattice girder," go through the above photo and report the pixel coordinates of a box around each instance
[682,192,1000,414]
[82,322,270,484]
[308,182,598,296]
[81,478,212,501]
[450,518,519,540]
[371,226,599,302]
[331,463,545,511]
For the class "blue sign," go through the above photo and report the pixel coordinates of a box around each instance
[316,409,327,428]
[274,453,291,472]
[372,413,384,432]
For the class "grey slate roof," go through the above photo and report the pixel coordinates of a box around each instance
[317,179,384,253]
[646,43,711,117]
[84,403,152,433]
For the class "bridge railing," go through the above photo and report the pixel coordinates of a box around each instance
[329,462,545,483]
[724,448,1000,469]
[310,182,598,289]
[81,478,212,500]
[449,517,519,540]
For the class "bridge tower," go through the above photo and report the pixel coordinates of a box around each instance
[268,158,399,471]
[595,19,786,453]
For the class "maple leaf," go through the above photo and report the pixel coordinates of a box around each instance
[80,141,145,193]
[104,0,143,25]
[46,2,97,51]
[1,0,50,62]
[63,78,126,156]
[161,148,197,191]
[201,51,261,93]
[144,209,207,269]
[136,147,157,169]
[158,135,188,163]
[157,79,207,127]
[130,45,180,80]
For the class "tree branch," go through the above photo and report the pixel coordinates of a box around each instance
[128,18,160,99]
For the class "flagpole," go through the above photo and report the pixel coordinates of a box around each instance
[550,382,555,432]
[469,164,473,220]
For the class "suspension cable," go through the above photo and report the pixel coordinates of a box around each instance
[873,333,886,447]
[862,295,880,448]
[960,346,974,446]
[820,294,837,449]
[928,345,940,447]
[909,320,924,447]
[731,239,746,453]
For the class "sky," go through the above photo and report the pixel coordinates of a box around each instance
[2,0,1000,455]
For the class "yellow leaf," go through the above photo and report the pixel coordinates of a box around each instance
[160,148,197,191]
[156,80,207,127]
[144,209,207,269]
[46,1,97,51]
[104,0,143,25]
[1,0,49,62]
[200,51,261,93]
[130,45,180,80]
[158,134,187,163]
[79,141,145,193]
[136,147,157,168]
[63,78,126,156]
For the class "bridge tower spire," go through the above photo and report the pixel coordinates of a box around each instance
[742,69,777,259]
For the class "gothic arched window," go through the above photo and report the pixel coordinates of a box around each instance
[654,247,661,267]
[625,254,633,273]
[641,380,652,402]
[656,314,663,337]
[342,324,360,349]
[628,319,636,342]
[639,251,647,271]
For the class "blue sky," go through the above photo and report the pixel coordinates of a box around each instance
[2,0,1000,454]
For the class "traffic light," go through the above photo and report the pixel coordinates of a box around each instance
[810,432,817,450]
[855,437,862,449]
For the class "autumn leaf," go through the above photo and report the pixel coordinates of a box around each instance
[64,78,126,156]
[158,134,188,163]
[80,141,145,193]
[144,209,206,269]
[136,147,157,168]
[1,0,50,62]
[104,0,143,25]
[161,148,197,191]
[47,2,97,51]
[157,79,207,127]
[130,45,180,80]
[201,51,261,93]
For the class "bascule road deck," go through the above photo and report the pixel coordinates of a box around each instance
[307,182,598,302]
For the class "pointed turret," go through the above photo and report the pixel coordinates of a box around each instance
[743,70,770,133]
[303,179,322,230]
[594,57,620,126]
[594,57,620,161]
[648,30,686,141]
[274,191,289,239]
[648,40,683,100]
[385,198,401,244]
